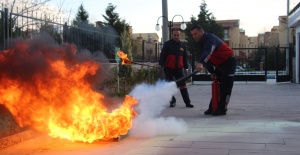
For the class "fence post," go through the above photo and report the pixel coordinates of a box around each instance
[275,45,279,78]
[4,8,8,45]
[289,43,293,80]
[264,48,268,80]
[155,42,158,61]
[142,40,145,62]
[9,9,12,39]
[1,10,4,49]
[63,22,67,43]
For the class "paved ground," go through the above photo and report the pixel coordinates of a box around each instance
[1,80,300,155]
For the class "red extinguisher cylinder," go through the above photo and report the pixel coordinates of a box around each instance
[212,79,220,112]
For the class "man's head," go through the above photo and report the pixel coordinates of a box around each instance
[172,30,181,42]
[190,25,204,42]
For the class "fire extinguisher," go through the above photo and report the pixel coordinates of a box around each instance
[212,79,220,113]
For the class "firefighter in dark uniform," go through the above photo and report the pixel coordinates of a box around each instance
[159,30,194,108]
[190,25,237,116]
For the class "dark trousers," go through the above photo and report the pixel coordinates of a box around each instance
[209,55,236,110]
[164,67,191,105]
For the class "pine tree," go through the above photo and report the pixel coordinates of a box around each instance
[102,3,128,36]
[70,3,101,52]
[102,3,132,62]
[185,0,223,43]
[184,0,224,65]
[75,4,89,24]
[197,1,223,38]
[120,26,133,61]
[102,3,119,25]
[119,26,133,78]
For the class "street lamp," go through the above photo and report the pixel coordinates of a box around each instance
[155,14,187,40]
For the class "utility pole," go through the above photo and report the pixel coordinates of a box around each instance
[286,0,290,74]
[162,0,168,43]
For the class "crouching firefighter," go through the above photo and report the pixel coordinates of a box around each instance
[159,30,194,108]
[190,25,237,115]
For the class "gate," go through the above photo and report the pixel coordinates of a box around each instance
[192,47,268,82]
[275,46,293,82]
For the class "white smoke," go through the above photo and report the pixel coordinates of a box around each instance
[128,80,188,138]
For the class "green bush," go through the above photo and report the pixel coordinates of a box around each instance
[101,65,160,97]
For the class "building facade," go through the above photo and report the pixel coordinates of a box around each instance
[217,20,241,47]
[131,33,160,62]
[289,2,300,83]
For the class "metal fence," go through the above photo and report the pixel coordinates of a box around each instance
[232,47,268,81]
[0,8,160,63]
[275,46,293,82]
[192,47,268,82]
[191,45,294,82]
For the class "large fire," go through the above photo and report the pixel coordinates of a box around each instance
[0,39,138,143]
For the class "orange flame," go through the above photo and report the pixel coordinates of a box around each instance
[0,40,138,143]
[117,51,132,65]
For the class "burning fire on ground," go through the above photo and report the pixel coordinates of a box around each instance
[0,38,138,143]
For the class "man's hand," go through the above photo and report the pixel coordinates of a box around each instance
[184,69,188,75]
[195,63,203,72]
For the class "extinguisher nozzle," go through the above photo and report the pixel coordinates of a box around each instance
[175,71,198,86]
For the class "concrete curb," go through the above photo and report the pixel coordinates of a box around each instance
[0,130,40,150]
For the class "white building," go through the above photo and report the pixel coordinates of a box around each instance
[289,2,300,83]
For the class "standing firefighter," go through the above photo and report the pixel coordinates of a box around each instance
[159,30,194,108]
[190,25,237,116]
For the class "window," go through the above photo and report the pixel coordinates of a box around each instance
[224,29,229,40]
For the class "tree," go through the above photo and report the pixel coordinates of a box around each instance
[184,0,224,66]
[119,26,133,78]
[101,3,132,62]
[68,4,95,52]
[120,26,133,61]
[102,3,129,36]
[196,1,223,37]
[75,4,89,24]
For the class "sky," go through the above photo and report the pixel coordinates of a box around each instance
[51,0,299,39]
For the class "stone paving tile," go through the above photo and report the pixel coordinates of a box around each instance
[191,141,266,150]
[266,139,300,152]
[229,150,300,155]
[1,82,300,155]
[126,147,230,155]
[150,135,177,141]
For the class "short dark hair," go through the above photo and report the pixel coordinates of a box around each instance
[190,25,203,31]
[172,29,181,33]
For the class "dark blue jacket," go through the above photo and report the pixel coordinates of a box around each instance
[159,39,189,69]
[199,32,233,66]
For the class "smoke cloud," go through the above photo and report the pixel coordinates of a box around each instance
[128,81,188,137]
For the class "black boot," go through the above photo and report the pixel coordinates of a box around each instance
[170,96,176,107]
[212,103,226,116]
[212,93,229,115]
[180,88,194,108]
[204,99,212,115]
[212,108,226,116]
